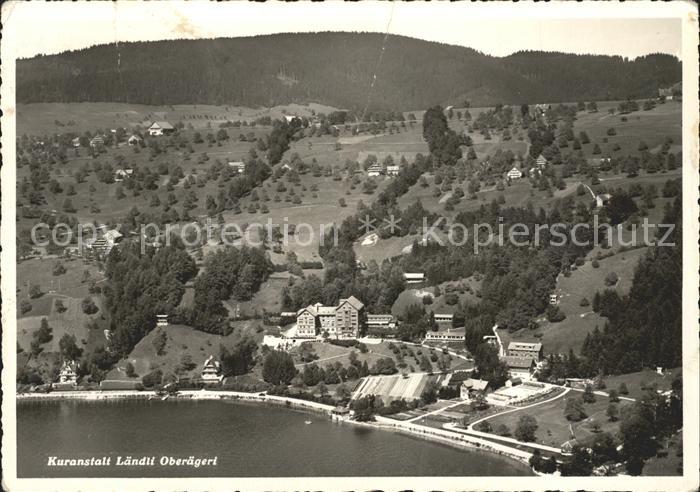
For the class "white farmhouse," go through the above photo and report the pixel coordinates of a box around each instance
[507,167,522,180]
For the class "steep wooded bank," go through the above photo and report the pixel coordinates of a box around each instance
[17,33,681,110]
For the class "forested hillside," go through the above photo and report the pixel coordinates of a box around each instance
[17,32,681,110]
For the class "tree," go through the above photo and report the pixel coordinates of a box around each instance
[619,404,658,475]
[591,432,620,466]
[475,420,492,433]
[529,449,544,471]
[604,272,619,287]
[469,392,489,411]
[335,383,351,400]
[81,297,99,314]
[560,446,593,476]
[419,355,433,373]
[605,193,638,225]
[262,350,296,385]
[125,361,137,378]
[546,305,566,322]
[495,424,511,437]
[52,262,67,276]
[29,284,42,299]
[219,338,258,377]
[608,389,619,402]
[564,397,587,421]
[606,403,619,422]
[582,384,596,403]
[515,414,538,442]
[59,334,82,361]
[618,382,629,395]
[152,329,167,356]
[436,354,451,373]
[35,318,53,344]
[473,343,509,387]
[420,381,439,404]
[54,299,67,313]
[178,354,196,373]
[142,369,163,388]
[20,299,32,314]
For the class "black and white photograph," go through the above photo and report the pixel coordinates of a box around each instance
[1,2,698,491]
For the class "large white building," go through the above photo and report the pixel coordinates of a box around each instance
[506,342,543,361]
[296,296,365,339]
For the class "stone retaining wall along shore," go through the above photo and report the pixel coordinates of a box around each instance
[373,415,533,464]
[17,389,338,416]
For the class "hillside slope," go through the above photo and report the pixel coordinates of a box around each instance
[17,32,681,110]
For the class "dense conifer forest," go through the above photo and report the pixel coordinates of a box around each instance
[17,33,681,110]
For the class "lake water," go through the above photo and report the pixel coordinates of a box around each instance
[16,399,533,477]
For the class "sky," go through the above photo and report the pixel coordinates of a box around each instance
[2,1,684,60]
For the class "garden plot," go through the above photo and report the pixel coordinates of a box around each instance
[352,373,435,404]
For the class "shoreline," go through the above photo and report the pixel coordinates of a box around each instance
[17,389,534,472]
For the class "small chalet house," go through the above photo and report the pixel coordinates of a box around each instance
[507,342,543,361]
[596,193,612,209]
[89,135,105,150]
[535,154,548,169]
[386,165,400,177]
[503,355,536,381]
[83,229,123,258]
[367,164,382,177]
[127,134,143,146]
[460,378,490,401]
[506,167,522,180]
[403,272,425,284]
[58,360,78,385]
[200,355,222,383]
[658,82,681,101]
[148,121,176,137]
[114,168,133,181]
[228,161,246,174]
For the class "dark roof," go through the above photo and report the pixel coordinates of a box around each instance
[507,342,542,352]
[339,295,364,310]
[150,121,175,130]
[462,378,489,391]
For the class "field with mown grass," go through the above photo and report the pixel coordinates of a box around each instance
[391,277,482,318]
[506,246,649,355]
[19,294,105,349]
[17,102,341,135]
[483,390,633,448]
[600,367,682,401]
[17,257,105,313]
[106,321,265,382]
[571,100,682,158]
